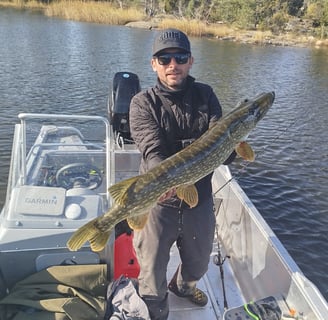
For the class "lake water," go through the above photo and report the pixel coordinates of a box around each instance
[0,8,327,300]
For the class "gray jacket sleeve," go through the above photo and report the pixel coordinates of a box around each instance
[129,91,168,172]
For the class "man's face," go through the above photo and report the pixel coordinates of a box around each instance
[151,49,193,90]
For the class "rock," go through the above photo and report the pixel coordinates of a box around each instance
[125,21,157,30]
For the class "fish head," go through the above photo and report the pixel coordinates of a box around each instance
[247,91,275,123]
[228,91,275,141]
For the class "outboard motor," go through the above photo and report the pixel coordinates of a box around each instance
[109,72,141,143]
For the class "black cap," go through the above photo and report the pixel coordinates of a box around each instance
[152,28,191,56]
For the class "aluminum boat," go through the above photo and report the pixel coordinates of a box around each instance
[0,72,327,320]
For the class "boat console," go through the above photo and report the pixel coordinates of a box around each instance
[0,115,113,289]
[0,72,142,295]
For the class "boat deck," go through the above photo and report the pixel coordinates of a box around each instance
[167,241,244,319]
[1,113,327,320]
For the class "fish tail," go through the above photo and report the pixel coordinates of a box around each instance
[67,218,111,252]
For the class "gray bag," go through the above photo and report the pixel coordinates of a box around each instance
[106,275,150,320]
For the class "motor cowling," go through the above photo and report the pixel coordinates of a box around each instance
[109,72,141,143]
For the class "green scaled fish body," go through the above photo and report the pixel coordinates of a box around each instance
[67,92,275,252]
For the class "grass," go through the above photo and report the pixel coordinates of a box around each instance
[44,1,145,25]
[0,0,45,9]
[158,17,274,44]
[158,18,234,38]
[0,0,145,25]
[159,17,328,47]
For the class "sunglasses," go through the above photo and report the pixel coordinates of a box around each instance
[155,53,191,65]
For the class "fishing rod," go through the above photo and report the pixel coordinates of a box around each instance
[213,229,230,311]
[210,130,279,310]
[210,107,309,314]
[213,199,230,310]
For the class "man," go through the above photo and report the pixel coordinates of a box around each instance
[129,28,235,319]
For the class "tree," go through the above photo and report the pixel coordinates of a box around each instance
[306,0,328,38]
[286,0,304,16]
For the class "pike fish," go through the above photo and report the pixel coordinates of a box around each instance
[67,91,275,252]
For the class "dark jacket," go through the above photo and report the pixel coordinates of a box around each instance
[129,76,223,208]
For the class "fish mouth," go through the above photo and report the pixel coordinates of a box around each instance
[267,91,275,104]
[253,91,275,120]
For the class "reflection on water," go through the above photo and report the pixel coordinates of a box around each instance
[0,8,327,300]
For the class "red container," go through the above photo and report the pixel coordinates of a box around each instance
[114,232,140,279]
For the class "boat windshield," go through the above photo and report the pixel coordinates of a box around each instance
[1,114,112,225]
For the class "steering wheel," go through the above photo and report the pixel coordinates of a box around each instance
[56,163,103,190]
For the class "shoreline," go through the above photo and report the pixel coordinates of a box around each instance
[1,1,328,49]
[125,20,328,49]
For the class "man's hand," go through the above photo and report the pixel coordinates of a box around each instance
[158,188,176,202]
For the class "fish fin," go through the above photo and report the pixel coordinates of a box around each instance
[67,218,112,252]
[176,184,199,208]
[127,213,149,230]
[108,176,139,206]
[89,230,111,252]
[235,141,255,162]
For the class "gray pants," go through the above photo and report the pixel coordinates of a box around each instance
[133,197,215,320]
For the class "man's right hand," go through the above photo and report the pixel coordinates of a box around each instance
[158,188,176,202]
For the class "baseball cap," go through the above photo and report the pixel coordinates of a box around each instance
[152,28,191,56]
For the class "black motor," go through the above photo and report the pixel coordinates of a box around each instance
[109,72,141,143]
